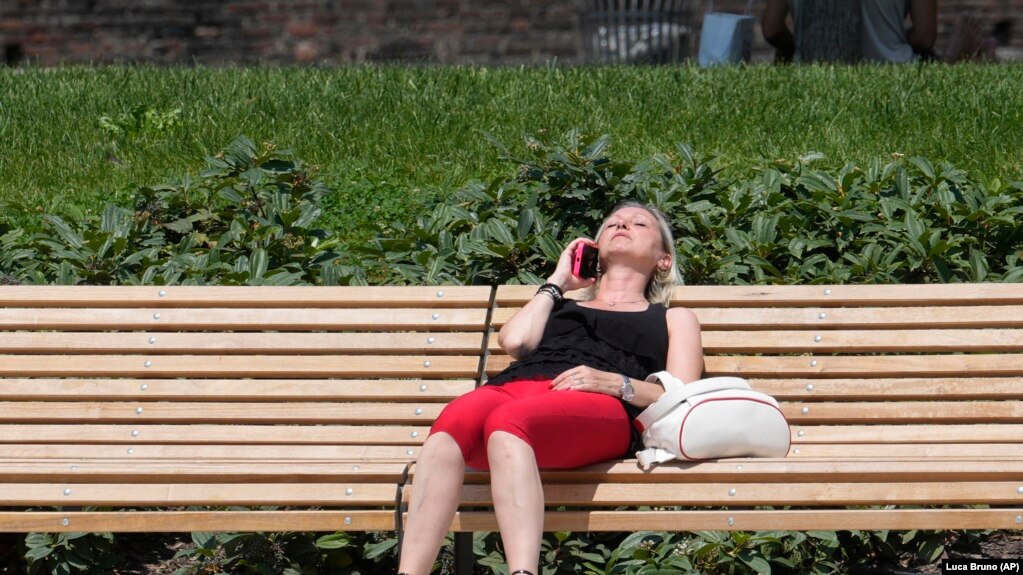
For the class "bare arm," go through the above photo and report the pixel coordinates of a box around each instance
[497,238,596,360]
[906,0,937,53]
[664,307,704,384]
[762,0,796,62]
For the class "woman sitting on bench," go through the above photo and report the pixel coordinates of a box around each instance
[397,202,705,575]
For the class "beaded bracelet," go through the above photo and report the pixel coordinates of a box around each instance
[539,282,563,297]
[536,283,564,308]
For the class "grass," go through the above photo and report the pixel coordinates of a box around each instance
[2,63,1022,238]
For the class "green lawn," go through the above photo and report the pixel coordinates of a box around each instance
[2,64,1022,237]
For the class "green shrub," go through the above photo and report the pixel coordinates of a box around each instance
[469,528,966,575]
[360,130,714,285]
[23,531,123,575]
[366,130,1023,287]
[5,130,1022,288]
[170,530,371,574]
[0,136,366,286]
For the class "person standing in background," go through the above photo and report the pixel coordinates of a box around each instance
[762,0,995,63]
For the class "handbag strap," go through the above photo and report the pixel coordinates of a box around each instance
[635,376,751,431]
[636,447,676,469]
[645,371,684,393]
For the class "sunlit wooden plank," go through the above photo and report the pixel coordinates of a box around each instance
[0,354,480,378]
[0,286,490,308]
[0,510,395,533]
[450,508,1023,532]
[0,308,488,331]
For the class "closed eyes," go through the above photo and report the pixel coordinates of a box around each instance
[605,221,649,230]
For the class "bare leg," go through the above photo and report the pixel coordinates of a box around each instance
[398,432,465,575]
[487,431,543,574]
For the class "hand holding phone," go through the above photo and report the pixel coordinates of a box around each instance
[571,242,599,280]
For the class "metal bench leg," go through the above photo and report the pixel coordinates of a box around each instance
[454,532,474,575]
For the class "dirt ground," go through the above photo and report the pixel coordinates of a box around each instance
[872,531,1023,574]
[3,530,1022,573]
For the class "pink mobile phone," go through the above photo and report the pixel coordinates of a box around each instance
[572,243,599,279]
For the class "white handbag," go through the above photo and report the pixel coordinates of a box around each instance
[697,0,755,67]
[634,371,791,469]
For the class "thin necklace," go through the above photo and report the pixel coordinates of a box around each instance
[599,297,647,307]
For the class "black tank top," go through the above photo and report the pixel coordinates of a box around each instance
[487,300,670,455]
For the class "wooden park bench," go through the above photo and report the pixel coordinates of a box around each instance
[1,283,1021,566]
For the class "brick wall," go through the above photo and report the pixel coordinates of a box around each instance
[1,0,1019,65]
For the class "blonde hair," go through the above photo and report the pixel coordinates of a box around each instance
[583,202,682,306]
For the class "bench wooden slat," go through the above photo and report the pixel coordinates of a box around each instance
[0,378,475,401]
[788,444,1023,458]
[451,508,1023,532]
[0,332,487,354]
[468,372,1023,401]
[0,402,445,424]
[1,443,1019,461]
[671,284,1023,307]
[491,305,1023,329]
[490,329,1023,353]
[449,481,1022,506]
[0,354,481,378]
[19,458,1021,487]
[703,329,1023,353]
[790,424,1023,443]
[706,354,1023,378]
[487,353,1023,378]
[0,444,422,460]
[0,510,397,533]
[0,460,409,482]
[0,424,429,445]
[782,401,1023,424]
[0,483,400,506]
[494,284,1023,308]
[0,285,491,308]
[750,377,1023,401]
[0,457,966,485]
[4,401,1018,426]
[491,459,1023,483]
[0,308,489,331]
[697,306,1023,329]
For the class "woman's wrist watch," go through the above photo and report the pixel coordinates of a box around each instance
[619,375,635,401]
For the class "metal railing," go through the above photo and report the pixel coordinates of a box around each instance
[581,0,696,64]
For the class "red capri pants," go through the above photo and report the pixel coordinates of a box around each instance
[429,378,631,470]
